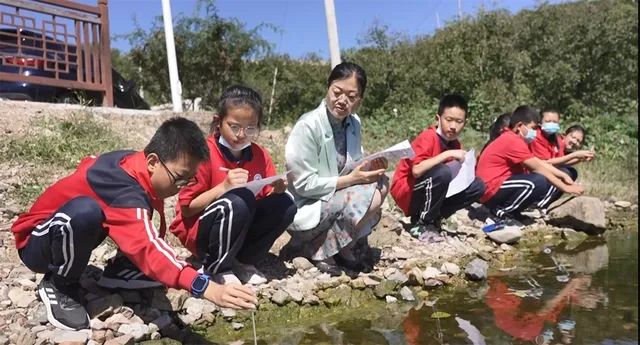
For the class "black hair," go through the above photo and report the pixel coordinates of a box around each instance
[509,105,540,129]
[565,124,586,136]
[540,108,560,120]
[144,117,209,163]
[327,61,367,97]
[481,112,511,154]
[437,94,468,117]
[210,85,263,134]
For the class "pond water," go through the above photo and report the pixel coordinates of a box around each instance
[210,231,638,345]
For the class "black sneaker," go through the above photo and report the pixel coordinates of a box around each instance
[37,273,90,330]
[97,256,163,289]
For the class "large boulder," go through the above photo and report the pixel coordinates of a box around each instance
[547,196,606,234]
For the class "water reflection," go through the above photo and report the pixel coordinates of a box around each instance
[226,232,637,345]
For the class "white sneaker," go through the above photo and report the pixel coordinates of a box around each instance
[211,271,242,285]
[232,261,267,285]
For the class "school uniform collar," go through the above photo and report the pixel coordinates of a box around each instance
[433,126,459,150]
[120,151,166,234]
[213,135,254,165]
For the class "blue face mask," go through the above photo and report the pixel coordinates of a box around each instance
[541,122,560,135]
[523,127,537,143]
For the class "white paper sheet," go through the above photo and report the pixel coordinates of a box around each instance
[342,140,415,173]
[234,171,289,196]
[445,149,476,198]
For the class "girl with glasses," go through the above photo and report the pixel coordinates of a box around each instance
[170,85,296,286]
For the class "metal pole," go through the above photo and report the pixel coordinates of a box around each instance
[323,0,341,68]
[457,0,462,20]
[267,66,278,125]
[436,12,441,29]
[161,0,183,112]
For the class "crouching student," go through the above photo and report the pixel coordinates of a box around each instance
[476,106,585,223]
[530,109,595,208]
[170,85,296,286]
[390,94,485,240]
[11,117,257,331]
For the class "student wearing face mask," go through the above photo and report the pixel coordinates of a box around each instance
[390,94,485,240]
[476,106,584,224]
[169,85,296,286]
[530,109,595,174]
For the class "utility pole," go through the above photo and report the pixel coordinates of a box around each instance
[457,0,462,20]
[323,0,341,68]
[267,66,278,126]
[436,12,441,29]
[161,0,183,112]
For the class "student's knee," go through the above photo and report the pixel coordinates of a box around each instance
[529,173,552,194]
[222,188,257,219]
[565,166,578,181]
[63,196,105,229]
[468,178,486,198]
[431,163,453,183]
[270,193,298,224]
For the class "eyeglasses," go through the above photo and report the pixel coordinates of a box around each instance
[331,89,360,104]
[158,158,198,188]
[226,122,259,137]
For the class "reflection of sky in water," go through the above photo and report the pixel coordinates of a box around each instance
[250,231,637,345]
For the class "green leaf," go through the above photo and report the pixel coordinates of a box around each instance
[430,311,451,319]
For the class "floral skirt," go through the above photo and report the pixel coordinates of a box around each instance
[290,179,385,261]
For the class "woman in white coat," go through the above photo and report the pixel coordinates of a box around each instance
[284,62,389,275]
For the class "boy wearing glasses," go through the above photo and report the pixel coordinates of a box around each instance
[390,94,485,241]
[11,117,257,331]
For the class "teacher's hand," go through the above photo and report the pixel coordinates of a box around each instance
[350,161,386,184]
[366,157,388,171]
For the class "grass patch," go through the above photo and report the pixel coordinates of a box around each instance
[0,113,125,208]
[0,113,125,169]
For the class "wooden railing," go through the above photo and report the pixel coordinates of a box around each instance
[0,0,113,106]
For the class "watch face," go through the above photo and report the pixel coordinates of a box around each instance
[193,276,208,292]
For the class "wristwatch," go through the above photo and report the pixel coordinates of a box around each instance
[191,273,210,298]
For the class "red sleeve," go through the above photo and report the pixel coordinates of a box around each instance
[411,130,437,165]
[506,137,534,165]
[106,207,197,292]
[178,159,212,207]
[530,129,551,160]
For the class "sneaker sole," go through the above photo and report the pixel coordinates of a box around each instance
[38,285,88,331]
[97,277,163,290]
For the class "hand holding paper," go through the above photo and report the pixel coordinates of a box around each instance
[445,149,477,198]
[343,140,415,174]
[235,171,290,196]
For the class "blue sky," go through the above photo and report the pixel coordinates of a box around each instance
[79,0,567,58]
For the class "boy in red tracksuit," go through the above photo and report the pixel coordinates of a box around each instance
[11,117,257,331]
[391,94,485,239]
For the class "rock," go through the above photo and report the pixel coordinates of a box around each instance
[51,330,89,344]
[166,289,188,311]
[302,294,320,305]
[423,278,443,287]
[614,200,632,208]
[231,322,244,330]
[104,335,134,345]
[386,271,409,285]
[422,267,441,280]
[271,289,290,306]
[373,280,399,298]
[86,294,123,319]
[406,267,424,286]
[8,287,36,308]
[500,243,512,251]
[91,319,106,330]
[350,277,366,289]
[322,285,351,306]
[547,196,606,234]
[114,306,135,319]
[292,257,314,271]
[385,295,398,303]
[486,226,522,244]
[399,286,415,301]
[362,276,380,287]
[221,308,236,318]
[182,298,204,319]
[15,330,36,345]
[118,323,149,341]
[282,287,303,303]
[440,262,460,276]
[465,258,489,281]
[16,279,38,291]
[561,228,589,246]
